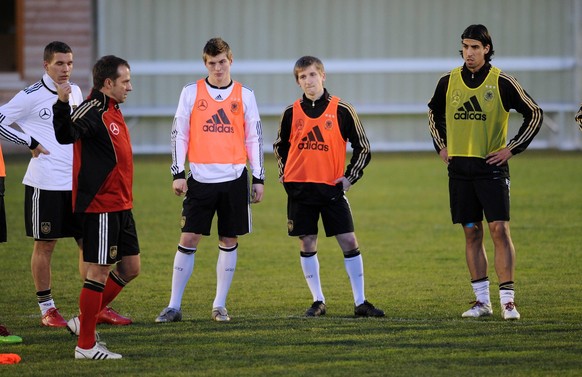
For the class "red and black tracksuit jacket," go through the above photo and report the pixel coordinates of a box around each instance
[53,89,133,214]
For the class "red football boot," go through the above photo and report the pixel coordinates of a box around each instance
[97,307,132,325]
[41,308,67,327]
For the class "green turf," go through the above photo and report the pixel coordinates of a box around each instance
[0,151,581,376]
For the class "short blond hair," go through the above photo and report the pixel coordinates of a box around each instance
[293,56,325,82]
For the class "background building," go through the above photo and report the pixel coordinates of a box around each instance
[2,0,581,153]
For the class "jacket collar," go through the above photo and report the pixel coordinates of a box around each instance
[41,73,58,94]
[461,62,492,81]
[88,88,119,111]
[302,88,330,107]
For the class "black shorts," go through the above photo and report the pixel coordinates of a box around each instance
[181,168,251,237]
[81,210,140,265]
[0,177,6,243]
[284,182,354,237]
[24,185,83,240]
[448,158,510,224]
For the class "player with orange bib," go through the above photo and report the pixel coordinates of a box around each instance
[274,56,384,318]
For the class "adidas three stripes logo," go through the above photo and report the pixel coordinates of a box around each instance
[298,126,329,151]
[203,108,234,133]
[454,95,487,121]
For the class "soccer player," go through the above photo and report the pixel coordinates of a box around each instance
[0,41,131,328]
[53,55,139,359]
[273,56,384,318]
[0,41,83,327]
[155,37,264,323]
[428,24,543,320]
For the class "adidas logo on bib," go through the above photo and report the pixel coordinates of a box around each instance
[454,95,487,121]
[203,108,234,133]
[298,126,329,151]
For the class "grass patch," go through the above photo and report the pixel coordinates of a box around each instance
[1,151,581,376]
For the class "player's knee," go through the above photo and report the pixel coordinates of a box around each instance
[299,234,318,252]
[336,232,357,251]
[115,266,139,283]
[115,255,141,282]
[463,222,483,240]
[489,220,509,230]
[489,221,511,240]
[179,233,201,248]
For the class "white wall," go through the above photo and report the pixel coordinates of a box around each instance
[97,0,582,152]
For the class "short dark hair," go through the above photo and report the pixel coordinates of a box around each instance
[293,56,325,82]
[43,41,72,63]
[92,55,130,90]
[202,37,232,63]
[459,24,495,62]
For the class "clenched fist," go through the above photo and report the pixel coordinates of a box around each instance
[56,82,72,103]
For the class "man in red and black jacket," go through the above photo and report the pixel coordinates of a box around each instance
[53,55,139,360]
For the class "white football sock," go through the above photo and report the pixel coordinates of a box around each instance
[213,247,237,309]
[168,247,195,310]
[499,289,515,305]
[39,299,56,315]
[344,254,365,306]
[471,279,491,305]
[301,254,325,302]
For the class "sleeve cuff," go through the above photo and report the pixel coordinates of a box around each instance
[29,137,39,150]
[172,171,186,180]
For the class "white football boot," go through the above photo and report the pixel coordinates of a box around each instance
[501,302,520,320]
[75,342,122,360]
[211,307,231,322]
[461,301,493,318]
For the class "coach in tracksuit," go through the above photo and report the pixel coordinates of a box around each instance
[428,24,543,321]
[53,55,138,360]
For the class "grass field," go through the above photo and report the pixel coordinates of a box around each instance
[0,151,581,376]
